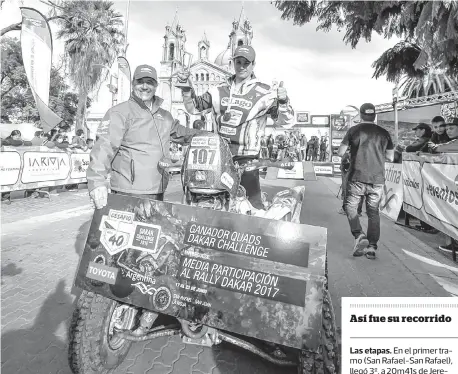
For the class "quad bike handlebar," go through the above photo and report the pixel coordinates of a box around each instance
[158,158,295,173]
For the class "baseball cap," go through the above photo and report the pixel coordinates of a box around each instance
[447,117,458,126]
[133,64,157,81]
[360,103,376,116]
[233,45,256,63]
[412,123,432,131]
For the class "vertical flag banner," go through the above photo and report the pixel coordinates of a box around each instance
[117,56,131,103]
[20,7,62,132]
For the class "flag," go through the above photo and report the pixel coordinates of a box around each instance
[117,56,131,103]
[20,7,62,132]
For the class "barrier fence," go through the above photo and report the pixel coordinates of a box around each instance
[1,146,90,193]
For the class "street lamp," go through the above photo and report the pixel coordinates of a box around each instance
[392,83,399,145]
[91,63,118,107]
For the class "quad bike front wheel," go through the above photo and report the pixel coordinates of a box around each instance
[298,287,340,374]
[68,291,137,374]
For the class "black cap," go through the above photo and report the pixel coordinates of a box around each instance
[447,117,458,126]
[412,123,432,131]
[360,103,376,116]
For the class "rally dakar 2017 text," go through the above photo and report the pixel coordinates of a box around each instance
[186,223,269,258]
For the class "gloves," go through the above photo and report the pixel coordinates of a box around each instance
[177,69,191,84]
[277,81,288,104]
[89,186,109,209]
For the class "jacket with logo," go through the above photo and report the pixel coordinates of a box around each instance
[181,74,295,157]
[87,94,200,194]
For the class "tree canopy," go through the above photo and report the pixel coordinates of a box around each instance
[1,36,91,126]
[274,1,458,76]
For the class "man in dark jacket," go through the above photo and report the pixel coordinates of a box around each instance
[88,64,203,209]
[338,103,394,259]
[405,123,432,153]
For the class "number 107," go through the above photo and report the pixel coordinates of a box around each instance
[191,149,216,165]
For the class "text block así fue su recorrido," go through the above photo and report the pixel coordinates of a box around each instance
[342,298,458,374]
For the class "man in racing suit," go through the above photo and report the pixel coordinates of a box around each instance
[177,45,295,209]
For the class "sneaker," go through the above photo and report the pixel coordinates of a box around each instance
[353,234,369,257]
[365,247,377,260]
[439,243,455,253]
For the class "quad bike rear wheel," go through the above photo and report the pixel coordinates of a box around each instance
[68,291,136,374]
[298,287,340,374]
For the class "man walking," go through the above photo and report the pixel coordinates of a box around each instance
[338,103,394,259]
[87,64,204,209]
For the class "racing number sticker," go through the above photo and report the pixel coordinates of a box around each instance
[187,148,219,170]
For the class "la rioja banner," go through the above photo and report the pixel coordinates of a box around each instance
[20,7,62,132]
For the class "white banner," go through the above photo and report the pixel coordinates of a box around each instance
[70,153,90,179]
[401,160,423,210]
[0,151,22,186]
[422,163,458,230]
[313,164,333,176]
[277,162,304,179]
[380,163,403,221]
[21,151,70,183]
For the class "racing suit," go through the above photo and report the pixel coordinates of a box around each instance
[181,74,294,208]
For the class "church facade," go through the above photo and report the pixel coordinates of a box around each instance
[158,10,254,129]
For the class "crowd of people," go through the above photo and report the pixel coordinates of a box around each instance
[260,133,328,162]
[1,127,95,152]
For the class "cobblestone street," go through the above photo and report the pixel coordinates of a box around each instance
[2,178,457,374]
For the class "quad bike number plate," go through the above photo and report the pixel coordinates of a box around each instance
[187,147,219,170]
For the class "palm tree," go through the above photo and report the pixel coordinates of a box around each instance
[372,41,458,99]
[56,0,124,133]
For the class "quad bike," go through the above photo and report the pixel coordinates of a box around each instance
[68,133,339,374]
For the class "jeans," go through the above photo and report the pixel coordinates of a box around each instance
[341,171,364,214]
[344,181,383,249]
[112,190,164,201]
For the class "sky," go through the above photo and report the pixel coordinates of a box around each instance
[1,0,401,116]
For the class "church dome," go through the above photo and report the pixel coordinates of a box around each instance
[214,48,232,67]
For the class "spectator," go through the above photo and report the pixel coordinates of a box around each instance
[299,134,307,161]
[71,129,87,149]
[338,103,394,260]
[2,130,24,146]
[31,131,46,146]
[430,116,450,145]
[260,135,268,159]
[267,134,274,159]
[86,138,94,150]
[54,134,70,149]
[320,136,327,161]
[405,123,432,152]
[429,118,458,153]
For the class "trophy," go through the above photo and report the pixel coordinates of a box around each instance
[174,51,193,89]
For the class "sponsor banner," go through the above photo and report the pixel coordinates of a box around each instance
[332,155,341,164]
[380,163,403,221]
[402,152,458,241]
[313,163,334,176]
[0,147,90,192]
[22,151,70,183]
[70,153,90,179]
[296,111,310,124]
[75,193,327,349]
[117,56,131,103]
[402,160,423,210]
[422,163,458,230]
[332,138,342,147]
[277,162,304,179]
[0,151,21,185]
[20,8,62,132]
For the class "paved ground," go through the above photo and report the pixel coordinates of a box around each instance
[2,177,457,374]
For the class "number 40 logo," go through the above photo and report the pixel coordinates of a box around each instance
[101,228,130,255]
